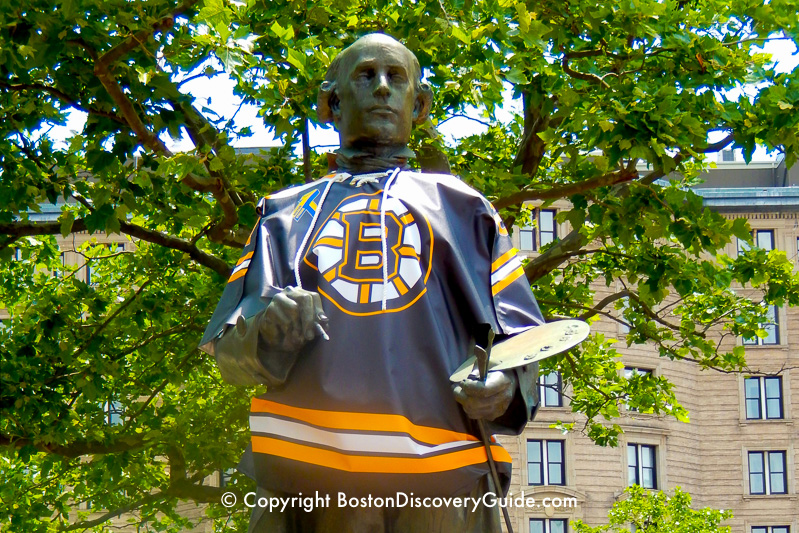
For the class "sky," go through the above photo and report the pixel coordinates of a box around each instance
[47,36,799,164]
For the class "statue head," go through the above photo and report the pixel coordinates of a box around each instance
[317,34,433,153]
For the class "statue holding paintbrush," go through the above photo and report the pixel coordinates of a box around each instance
[200,33,587,533]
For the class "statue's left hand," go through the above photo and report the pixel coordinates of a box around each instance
[452,370,518,421]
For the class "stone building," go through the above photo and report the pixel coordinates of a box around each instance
[499,152,799,533]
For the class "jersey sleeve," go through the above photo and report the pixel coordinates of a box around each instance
[485,204,545,334]
[198,202,282,355]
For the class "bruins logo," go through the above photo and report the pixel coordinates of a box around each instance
[303,190,432,316]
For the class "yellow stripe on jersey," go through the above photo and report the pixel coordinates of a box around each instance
[491,266,525,296]
[228,268,248,283]
[491,248,518,272]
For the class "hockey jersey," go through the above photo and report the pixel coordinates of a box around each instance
[199,169,545,497]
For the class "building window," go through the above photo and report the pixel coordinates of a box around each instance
[624,367,652,412]
[748,451,787,495]
[519,209,557,251]
[53,252,65,278]
[539,372,563,407]
[87,244,124,285]
[219,468,235,488]
[745,377,783,420]
[721,149,735,162]
[628,444,657,489]
[527,439,565,486]
[738,230,774,255]
[742,305,779,345]
[105,401,124,426]
[618,297,631,334]
[753,527,790,533]
[530,518,567,533]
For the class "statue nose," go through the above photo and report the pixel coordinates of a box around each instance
[373,73,391,98]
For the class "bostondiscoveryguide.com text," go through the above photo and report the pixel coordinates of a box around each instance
[220,491,578,513]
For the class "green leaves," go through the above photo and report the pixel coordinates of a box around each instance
[573,486,732,533]
[2,0,799,530]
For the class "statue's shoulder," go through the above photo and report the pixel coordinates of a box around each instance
[262,174,335,203]
[401,171,493,207]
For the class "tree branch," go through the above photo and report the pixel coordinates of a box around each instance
[0,433,148,459]
[0,219,231,276]
[524,229,585,284]
[0,81,125,124]
[495,168,637,209]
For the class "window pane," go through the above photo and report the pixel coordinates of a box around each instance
[769,452,786,494]
[540,211,556,246]
[744,377,762,418]
[752,528,767,533]
[745,378,760,399]
[764,377,780,398]
[627,445,638,486]
[641,446,654,468]
[547,441,562,463]
[764,377,782,419]
[746,398,762,419]
[550,520,566,533]
[738,237,751,255]
[530,519,544,533]
[757,231,774,251]
[527,441,542,485]
[772,527,790,533]
[540,211,555,232]
[642,467,655,489]
[520,228,534,251]
[549,462,563,485]
[762,323,778,344]
[770,471,786,494]
[766,398,782,419]
[528,440,541,462]
[748,452,765,494]
[749,452,764,473]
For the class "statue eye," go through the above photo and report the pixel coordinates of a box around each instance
[389,69,407,82]
[356,68,375,81]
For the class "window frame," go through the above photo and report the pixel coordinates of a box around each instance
[538,372,563,408]
[738,229,775,255]
[530,518,568,533]
[747,450,788,495]
[87,243,124,285]
[518,209,558,252]
[744,376,784,420]
[752,527,790,533]
[105,401,124,426]
[527,439,566,486]
[742,304,779,346]
[627,443,658,489]
[624,367,653,412]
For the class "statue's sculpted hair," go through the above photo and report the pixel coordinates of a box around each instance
[317,33,432,125]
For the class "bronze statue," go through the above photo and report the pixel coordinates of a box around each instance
[200,33,545,533]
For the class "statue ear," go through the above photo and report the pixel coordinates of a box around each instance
[317,80,339,124]
[413,82,433,125]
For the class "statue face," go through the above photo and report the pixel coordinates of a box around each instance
[332,36,418,150]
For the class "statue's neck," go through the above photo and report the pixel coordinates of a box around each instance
[334,146,415,174]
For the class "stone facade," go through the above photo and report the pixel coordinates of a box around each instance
[500,174,799,532]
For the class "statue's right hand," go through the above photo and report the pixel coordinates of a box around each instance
[258,287,328,352]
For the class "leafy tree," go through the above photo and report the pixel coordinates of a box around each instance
[2,0,799,530]
[573,485,733,533]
